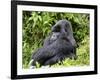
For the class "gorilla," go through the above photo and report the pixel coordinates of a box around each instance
[29,20,77,68]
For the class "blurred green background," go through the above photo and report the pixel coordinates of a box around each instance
[22,11,90,68]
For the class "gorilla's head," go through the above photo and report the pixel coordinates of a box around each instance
[51,20,76,47]
[52,20,73,37]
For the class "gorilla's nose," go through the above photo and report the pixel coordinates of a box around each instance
[61,29,66,34]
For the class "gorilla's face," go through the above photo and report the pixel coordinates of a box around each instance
[51,20,73,39]
[51,20,76,47]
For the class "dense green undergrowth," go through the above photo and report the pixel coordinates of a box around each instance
[22,11,90,69]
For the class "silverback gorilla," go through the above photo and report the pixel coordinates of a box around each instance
[30,20,77,68]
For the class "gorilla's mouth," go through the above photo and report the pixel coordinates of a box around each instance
[62,37,69,42]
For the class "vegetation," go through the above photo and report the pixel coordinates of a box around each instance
[22,11,90,69]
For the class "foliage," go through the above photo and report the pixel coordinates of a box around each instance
[22,11,89,68]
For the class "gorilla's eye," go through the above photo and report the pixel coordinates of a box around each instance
[55,26,61,32]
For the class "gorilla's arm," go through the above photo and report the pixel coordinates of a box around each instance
[31,47,57,66]
[44,53,65,65]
